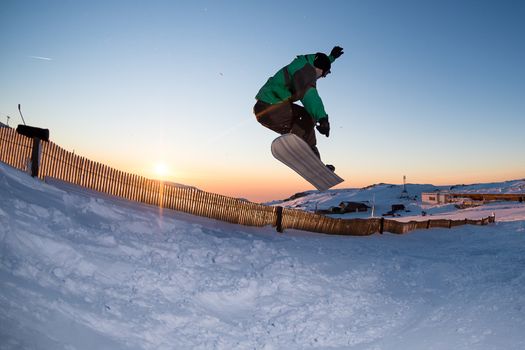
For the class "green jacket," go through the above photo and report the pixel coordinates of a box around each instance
[255,53,336,121]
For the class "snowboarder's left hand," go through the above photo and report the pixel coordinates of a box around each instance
[316,117,330,137]
[330,46,344,59]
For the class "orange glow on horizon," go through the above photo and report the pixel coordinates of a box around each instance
[91,154,525,204]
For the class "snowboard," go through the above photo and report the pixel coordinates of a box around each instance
[271,133,344,191]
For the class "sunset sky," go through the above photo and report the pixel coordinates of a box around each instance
[1,0,524,202]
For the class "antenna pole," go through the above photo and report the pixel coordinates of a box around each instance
[18,104,27,125]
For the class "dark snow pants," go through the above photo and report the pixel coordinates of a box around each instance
[253,100,320,158]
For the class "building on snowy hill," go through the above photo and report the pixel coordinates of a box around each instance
[391,204,406,212]
[422,192,525,205]
[422,191,473,205]
[382,204,409,217]
[340,201,370,213]
[422,191,453,205]
[315,201,370,215]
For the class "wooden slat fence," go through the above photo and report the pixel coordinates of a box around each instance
[0,127,33,172]
[0,126,496,235]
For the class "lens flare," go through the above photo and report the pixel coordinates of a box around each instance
[154,162,169,178]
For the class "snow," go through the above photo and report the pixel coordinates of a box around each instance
[270,181,525,221]
[1,161,525,350]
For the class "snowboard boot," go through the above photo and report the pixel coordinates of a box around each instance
[325,164,335,172]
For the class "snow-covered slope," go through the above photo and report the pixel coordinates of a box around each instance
[269,180,525,220]
[1,162,525,350]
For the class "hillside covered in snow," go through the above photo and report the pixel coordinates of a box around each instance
[1,162,525,350]
[270,180,525,221]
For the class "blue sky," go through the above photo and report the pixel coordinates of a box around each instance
[1,0,524,202]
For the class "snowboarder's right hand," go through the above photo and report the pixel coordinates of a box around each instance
[316,117,330,137]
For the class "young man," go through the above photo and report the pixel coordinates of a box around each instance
[253,46,344,170]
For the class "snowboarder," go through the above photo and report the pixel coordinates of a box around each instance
[253,46,344,170]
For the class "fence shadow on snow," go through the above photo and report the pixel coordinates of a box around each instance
[0,127,495,235]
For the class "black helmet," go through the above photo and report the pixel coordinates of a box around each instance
[313,52,331,75]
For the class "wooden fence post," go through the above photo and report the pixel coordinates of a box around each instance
[275,206,283,233]
[30,137,41,177]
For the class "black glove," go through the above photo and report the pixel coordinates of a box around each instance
[330,46,344,59]
[316,117,330,137]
